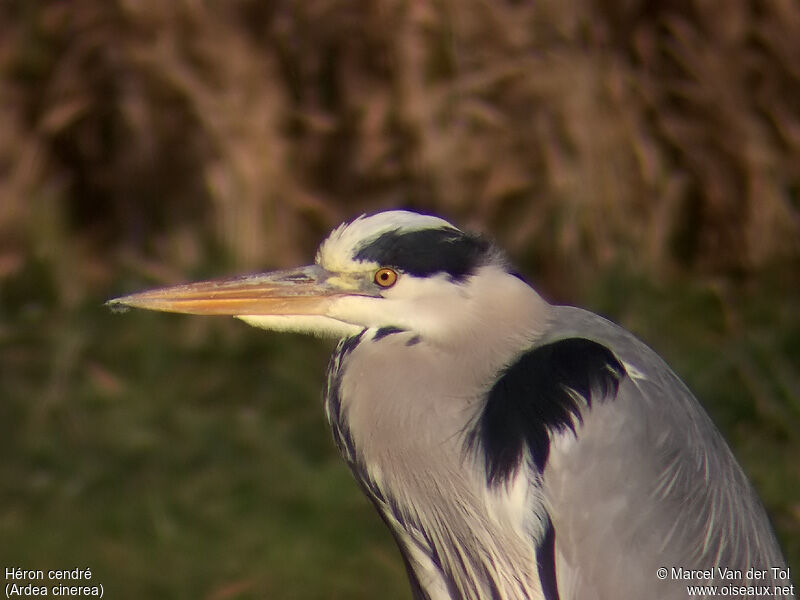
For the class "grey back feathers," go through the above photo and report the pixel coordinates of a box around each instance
[541,307,790,599]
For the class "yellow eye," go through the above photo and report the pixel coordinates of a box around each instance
[374,268,398,288]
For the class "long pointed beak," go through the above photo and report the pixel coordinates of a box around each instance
[107,265,353,317]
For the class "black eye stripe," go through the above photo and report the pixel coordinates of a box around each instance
[355,228,492,280]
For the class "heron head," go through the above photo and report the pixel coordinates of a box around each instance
[108,211,546,344]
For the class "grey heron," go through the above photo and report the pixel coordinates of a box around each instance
[110,210,794,599]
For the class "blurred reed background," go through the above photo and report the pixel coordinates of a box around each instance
[1,1,798,598]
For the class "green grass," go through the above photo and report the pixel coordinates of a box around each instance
[1,267,798,598]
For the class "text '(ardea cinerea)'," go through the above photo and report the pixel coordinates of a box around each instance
[109,211,794,600]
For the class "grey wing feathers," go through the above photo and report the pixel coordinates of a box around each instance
[541,306,792,600]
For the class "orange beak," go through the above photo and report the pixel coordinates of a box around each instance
[107,266,357,317]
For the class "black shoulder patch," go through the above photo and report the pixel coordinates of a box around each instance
[469,338,626,485]
[354,227,492,280]
[537,515,560,600]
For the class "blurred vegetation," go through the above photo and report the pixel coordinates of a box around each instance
[1,0,798,598]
